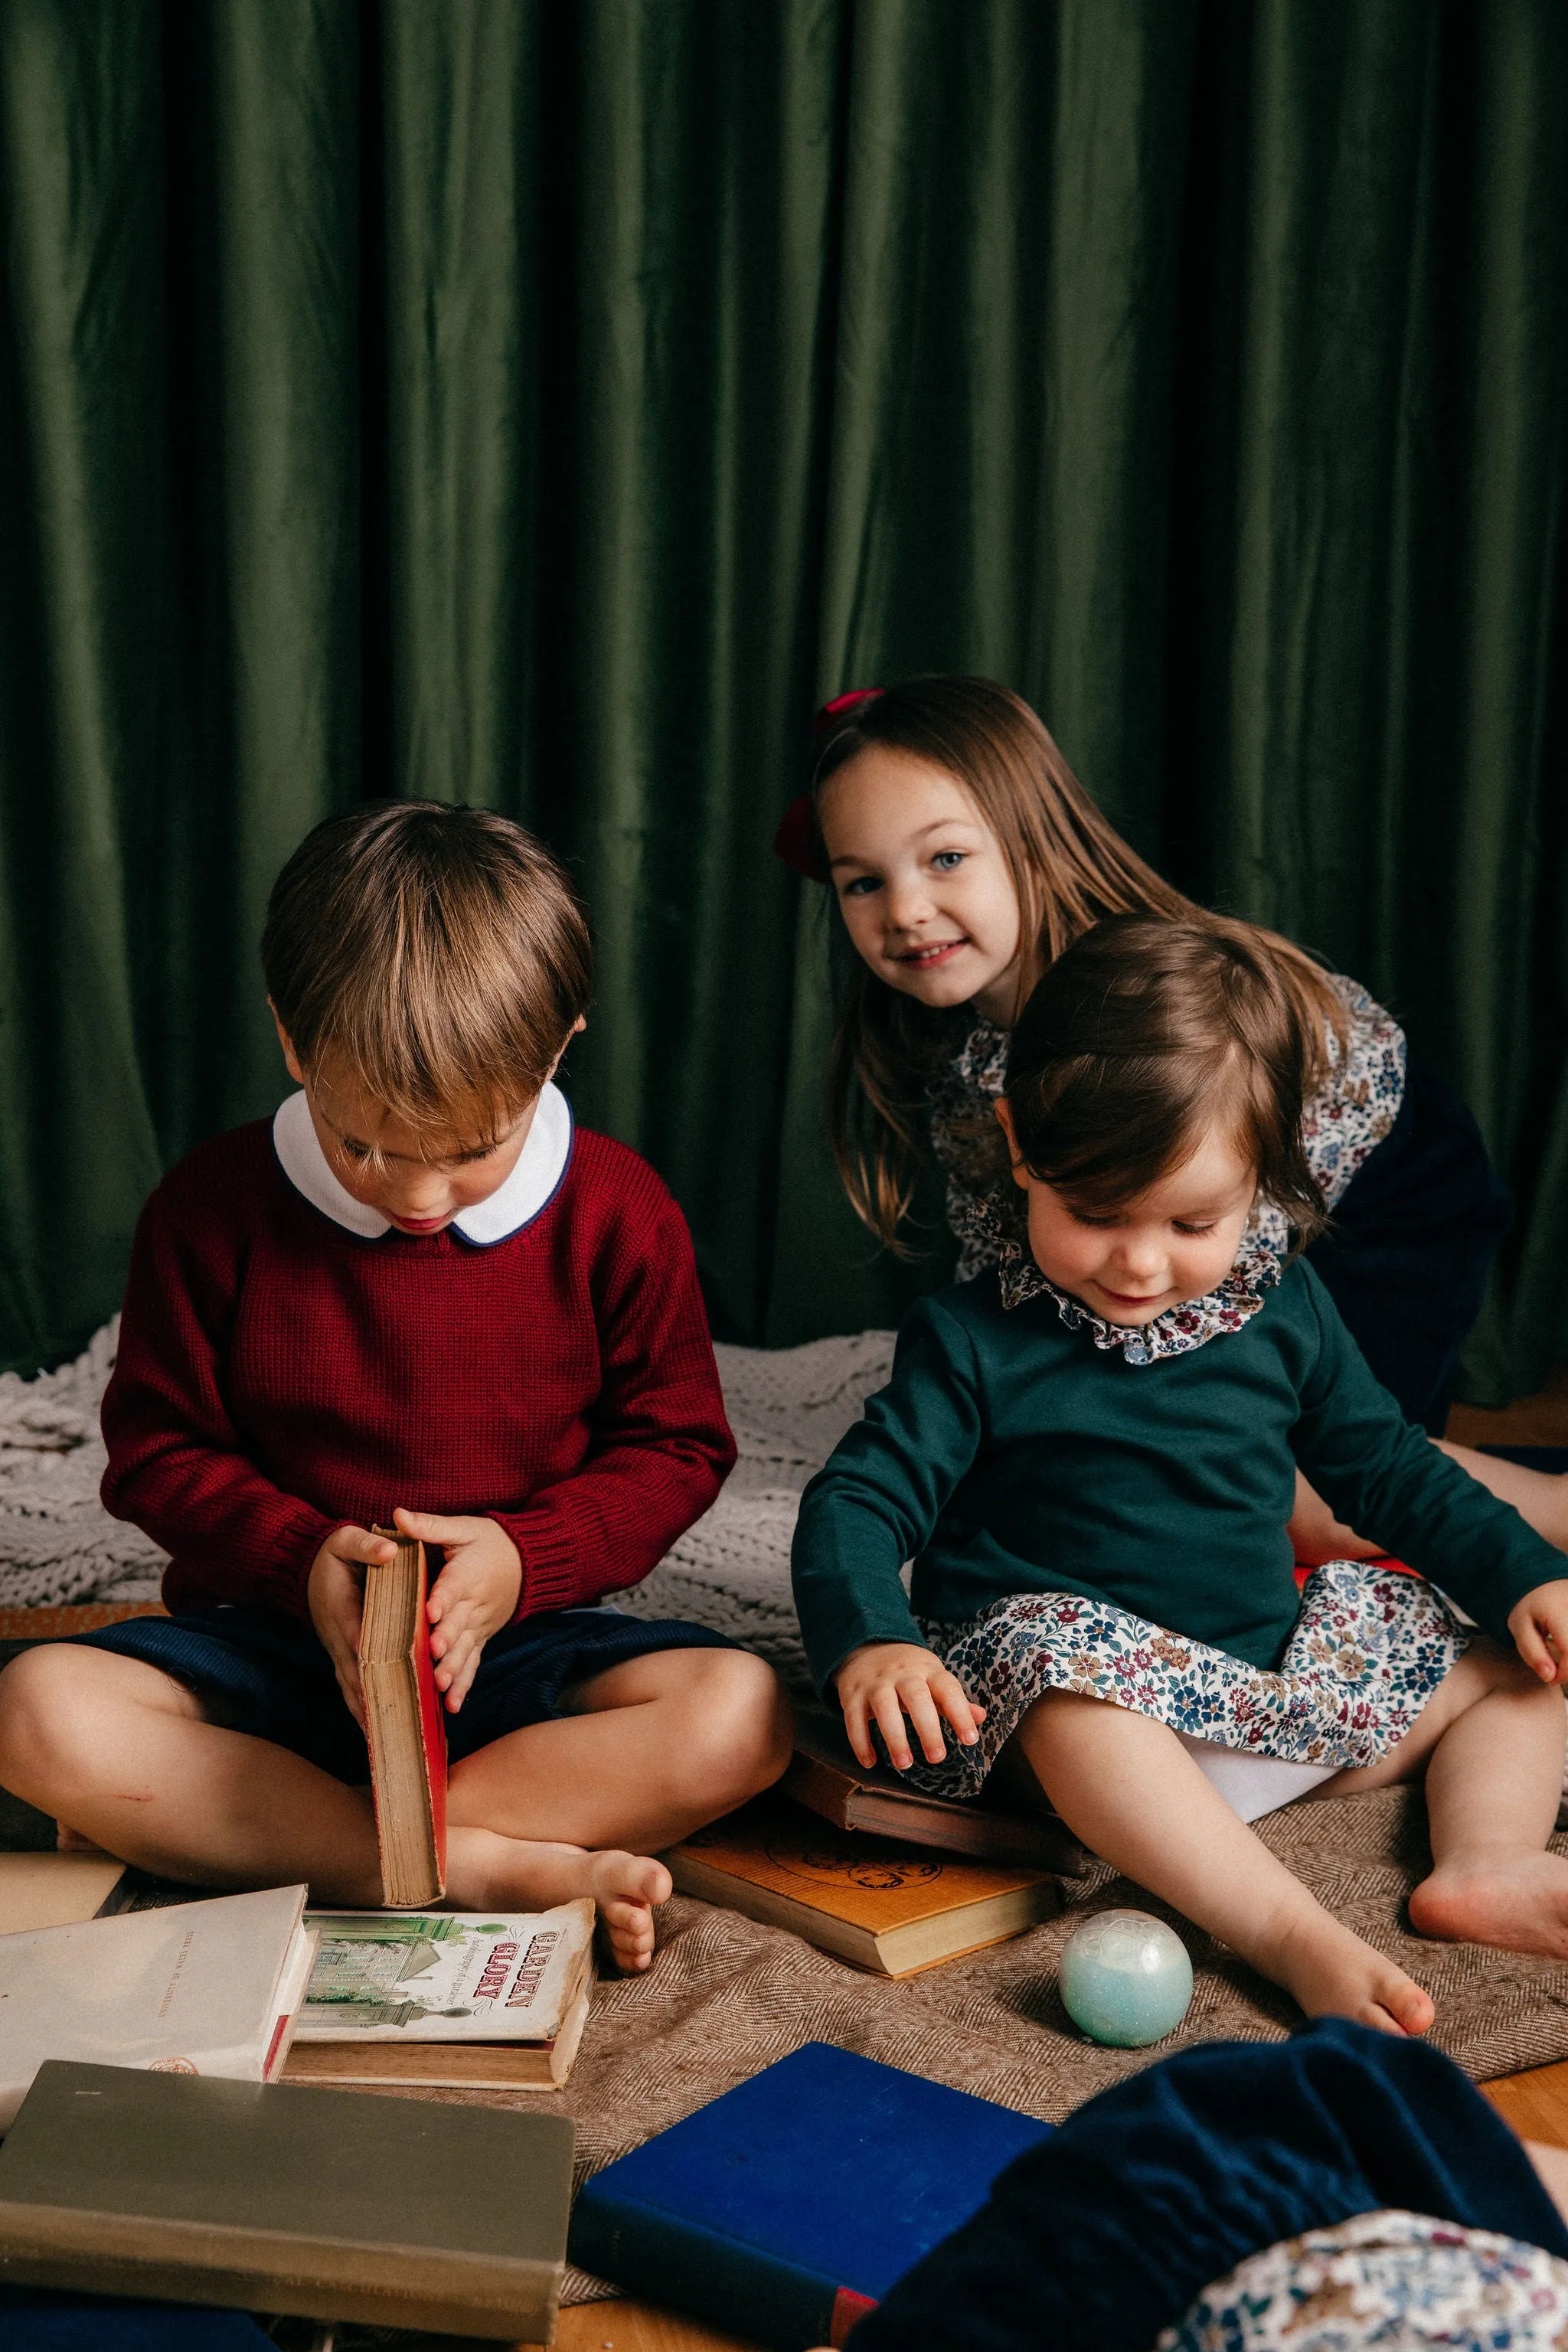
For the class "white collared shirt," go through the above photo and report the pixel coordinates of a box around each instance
[271,1083,574,1244]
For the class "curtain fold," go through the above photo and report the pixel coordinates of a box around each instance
[0,0,1563,1398]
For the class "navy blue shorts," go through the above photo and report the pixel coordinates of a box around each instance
[68,1606,739,1783]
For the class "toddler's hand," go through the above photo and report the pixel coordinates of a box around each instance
[1509,1578,1568,1686]
[394,1508,523,1713]
[835,1640,986,1772]
[307,1524,398,1728]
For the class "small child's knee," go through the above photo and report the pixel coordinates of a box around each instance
[676,1649,793,1802]
[0,1645,96,1773]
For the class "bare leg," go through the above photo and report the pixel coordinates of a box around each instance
[0,1644,792,1970]
[447,1648,792,1966]
[0,1645,385,1903]
[1015,1691,1435,2034]
[1435,1438,1568,1550]
[1309,1635,1568,1956]
[1290,1442,1568,1569]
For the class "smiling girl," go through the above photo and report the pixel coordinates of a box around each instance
[792,920,1568,2034]
[776,675,1566,1558]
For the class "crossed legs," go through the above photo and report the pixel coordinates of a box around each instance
[0,1642,792,1968]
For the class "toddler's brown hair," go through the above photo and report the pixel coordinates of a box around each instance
[1003,915,1328,1243]
[262,801,592,1142]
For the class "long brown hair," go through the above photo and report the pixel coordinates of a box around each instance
[811,676,1347,1248]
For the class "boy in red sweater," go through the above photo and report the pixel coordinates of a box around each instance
[0,804,791,1967]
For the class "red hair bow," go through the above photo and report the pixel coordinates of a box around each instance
[772,688,885,880]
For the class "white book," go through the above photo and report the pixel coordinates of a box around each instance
[0,1883,313,2128]
[293,1898,593,2044]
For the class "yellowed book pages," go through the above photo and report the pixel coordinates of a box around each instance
[666,1797,1060,1976]
[284,1978,593,2092]
[0,1854,125,1936]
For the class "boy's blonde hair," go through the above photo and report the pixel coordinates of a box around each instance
[811,676,1348,1250]
[262,802,592,1143]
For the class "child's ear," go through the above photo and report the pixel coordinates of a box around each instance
[993,1099,1032,1193]
[268,1000,307,1087]
[543,1016,587,1084]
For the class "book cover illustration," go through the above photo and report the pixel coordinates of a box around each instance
[294,1900,593,2043]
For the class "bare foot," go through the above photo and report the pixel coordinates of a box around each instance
[1268,1911,1435,2037]
[1410,1850,1568,1958]
[587,1850,673,1973]
[444,1827,672,1971]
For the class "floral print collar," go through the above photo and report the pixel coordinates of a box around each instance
[995,1229,1285,1365]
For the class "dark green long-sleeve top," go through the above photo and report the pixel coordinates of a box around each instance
[791,1258,1564,1697]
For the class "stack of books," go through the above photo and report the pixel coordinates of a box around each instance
[0,1861,580,2339]
[0,1538,1084,2344]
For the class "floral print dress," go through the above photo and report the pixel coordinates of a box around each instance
[1162,2210,1568,2352]
[900,1235,1469,1805]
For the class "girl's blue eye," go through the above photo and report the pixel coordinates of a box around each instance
[931,851,964,872]
[842,874,880,897]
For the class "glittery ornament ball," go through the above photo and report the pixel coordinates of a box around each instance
[1060,1909,1194,2047]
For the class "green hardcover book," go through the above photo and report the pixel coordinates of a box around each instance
[0,2060,572,2342]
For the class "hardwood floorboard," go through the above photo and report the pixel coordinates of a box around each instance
[554,2301,763,2352]
[1485,2059,1568,2148]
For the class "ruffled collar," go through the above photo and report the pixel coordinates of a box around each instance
[990,1206,1284,1365]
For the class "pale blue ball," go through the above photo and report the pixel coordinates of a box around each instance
[1060,1909,1194,2048]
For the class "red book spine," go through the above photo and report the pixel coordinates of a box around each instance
[413,1546,449,1889]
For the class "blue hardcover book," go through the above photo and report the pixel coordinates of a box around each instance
[569,2041,1053,2348]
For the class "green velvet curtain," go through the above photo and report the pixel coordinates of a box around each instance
[1,0,1564,1397]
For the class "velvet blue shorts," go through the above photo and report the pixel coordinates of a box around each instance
[68,1603,738,1782]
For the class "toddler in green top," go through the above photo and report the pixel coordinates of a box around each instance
[792,916,1568,2036]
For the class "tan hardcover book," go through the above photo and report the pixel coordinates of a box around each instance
[665,1795,1061,1977]
[283,1898,595,2091]
[0,1852,126,1934]
[0,2058,572,2338]
[360,1527,446,1906]
[786,1710,1089,1874]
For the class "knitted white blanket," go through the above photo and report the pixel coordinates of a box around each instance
[0,1321,894,1687]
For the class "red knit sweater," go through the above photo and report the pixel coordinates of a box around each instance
[100,1119,736,1622]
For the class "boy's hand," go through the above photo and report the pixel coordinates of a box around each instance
[1509,1579,1568,1685]
[394,1508,522,1713]
[307,1524,398,1728]
[834,1640,986,1771]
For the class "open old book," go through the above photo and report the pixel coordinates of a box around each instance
[284,1898,596,2090]
[360,1526,447,1906]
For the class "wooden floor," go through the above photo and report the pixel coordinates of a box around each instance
[555,1374,1568,2352]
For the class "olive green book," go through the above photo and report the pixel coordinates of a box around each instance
[0,2060,572,2341]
